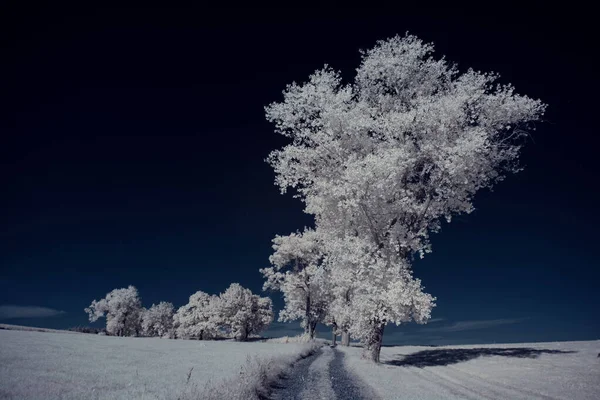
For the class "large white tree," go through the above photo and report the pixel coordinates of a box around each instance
[141,301,175,338]
[260,229,329,338]
[216,283,273,341]
[265,34,546,361]
[173,291,220,340]
[85,285,143,337]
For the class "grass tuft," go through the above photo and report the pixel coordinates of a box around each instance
[174,341,321,400]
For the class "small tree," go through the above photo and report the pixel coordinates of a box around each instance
[173,291,220,340]
[141,302,175,338]
[85,285,143,337]
[260,229,328,338]
[217,283,273,341]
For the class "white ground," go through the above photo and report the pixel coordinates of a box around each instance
[338,340,600,400]
[0,328,311,400]
[2,326,599,400]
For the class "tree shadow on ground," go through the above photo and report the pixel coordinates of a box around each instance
[385,347,577,368]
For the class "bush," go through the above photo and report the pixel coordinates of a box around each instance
[265,334,316,344]
[68,326,102,334]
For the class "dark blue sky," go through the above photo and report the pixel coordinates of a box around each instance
[1,5,598,345]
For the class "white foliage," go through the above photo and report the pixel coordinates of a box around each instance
[276,264,329,333]
[347,258,436,344]
[84,285,143,337]
[322,235,371,335]
[260,229,329,337]
[323,234,435,344]
[141,302,175,338]
[173,291,220,340]
[216,283,273,341]
[266,34,546,261]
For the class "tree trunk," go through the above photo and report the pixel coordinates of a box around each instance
[121,315,127,336]
[362,323,385,363]
[341,330,350,346]
[307,320,317,339]
[304,293,311,337]
[240,326,248,341]
[331,325,337,346]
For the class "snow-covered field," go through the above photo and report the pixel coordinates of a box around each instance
[0,328,313,400]
[339,340,600,400]
[2,327,599,400]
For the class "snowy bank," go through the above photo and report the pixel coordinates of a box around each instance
[337,340,600,399]
[0,328,320,399]
[0,323,80,334]
[196,340,322,399]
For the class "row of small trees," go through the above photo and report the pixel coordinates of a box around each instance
[261,34,545,362]
[85,283,273,341]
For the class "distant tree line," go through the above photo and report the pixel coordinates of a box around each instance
[84,283,273,341]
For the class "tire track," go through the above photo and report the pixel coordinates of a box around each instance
[270,346,379,400]
[330,347,380,400]
[270,347,324,400]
